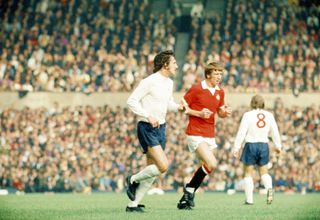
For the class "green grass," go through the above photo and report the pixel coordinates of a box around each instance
[0,193,319,220]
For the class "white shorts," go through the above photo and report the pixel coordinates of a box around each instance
[187,135,217,153]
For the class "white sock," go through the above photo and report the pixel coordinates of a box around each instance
[128,177,156,207]
[261,174,272,189]
[131,164,161,183]
[244,177,254,203]
[186,187,195,194]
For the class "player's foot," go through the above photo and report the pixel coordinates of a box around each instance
[177,187,195,209]
[125,206,144,212]
[267,188,273,205]
[177,201,193,210]
[244,201,254,205]
[184,187,195,207]
[138,204,145,208]
[126,176,139,201]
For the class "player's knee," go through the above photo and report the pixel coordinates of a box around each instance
[259,166,268,176]
[158,163,168,173]
[244,165,254,177]
[202,163,214,174]
[156,160,169,173]
[244,170,253,177]
[260,170,268,176]
[207,161,216,172]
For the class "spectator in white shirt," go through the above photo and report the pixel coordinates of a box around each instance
[191,0,204,18]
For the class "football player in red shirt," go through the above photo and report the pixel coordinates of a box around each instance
[177,61,232,210]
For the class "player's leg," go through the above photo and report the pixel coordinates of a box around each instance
[126,155,157,212]
[131,145,168,182]
[243,165,254,204]
[240,143,258,205]
[259,165,273,204]
[189,137,218,190]
[178,142,216,209]
[257,143,272,204]
[133,122,169,180]
[127,123,168,202]
[192,143,217,191]
[127,145,168,200]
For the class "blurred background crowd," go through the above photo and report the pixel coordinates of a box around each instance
[0,98,319,193]
[0,0,319,194]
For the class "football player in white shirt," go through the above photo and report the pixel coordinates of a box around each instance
[232,95,281,205]
[126,50,185,212]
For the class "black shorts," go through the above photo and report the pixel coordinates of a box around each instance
[137,121,166,154]
[240,142,269,166]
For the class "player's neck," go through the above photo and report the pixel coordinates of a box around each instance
[205,79,216,88]
[159,69,170,78]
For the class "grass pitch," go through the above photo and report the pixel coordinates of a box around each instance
[0,192,319,220]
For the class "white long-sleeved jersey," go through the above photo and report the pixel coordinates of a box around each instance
[127,72,179,124]
[234,109,282,151]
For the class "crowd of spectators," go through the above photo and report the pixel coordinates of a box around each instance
[0,0,319,93]
[0,98,319,194]
[0,0,176,93]
[181,0,320,93]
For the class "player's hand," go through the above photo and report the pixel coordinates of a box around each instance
[275,148,281,154]
[232,149,240,158]
[217,105,232,118]
[275,148,282,165]
[147,116,160,128]
[180,99,188,111]
[200,108,213,119]
[224,105,232,117]
[275,148,282,161]
[178,103,186,112]
[180,99,192,114]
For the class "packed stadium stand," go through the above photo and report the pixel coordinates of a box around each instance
[0,0,319,194]
[0,0,319,93]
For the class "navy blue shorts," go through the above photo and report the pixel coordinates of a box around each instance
[137,121,166,154]
[240,143,269,166]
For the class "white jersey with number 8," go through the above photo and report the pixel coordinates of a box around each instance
[234,109,282,151]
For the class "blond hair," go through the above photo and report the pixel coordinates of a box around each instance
[251,94,265,109]
[204,61,224,79]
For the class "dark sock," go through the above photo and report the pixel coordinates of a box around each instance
[186,166,208,192]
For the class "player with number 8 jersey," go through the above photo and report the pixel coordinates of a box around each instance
[232,95,282,205]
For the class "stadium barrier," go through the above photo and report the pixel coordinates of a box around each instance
[0,92,319,109]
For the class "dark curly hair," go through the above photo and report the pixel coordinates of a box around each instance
[153,50,175,73]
